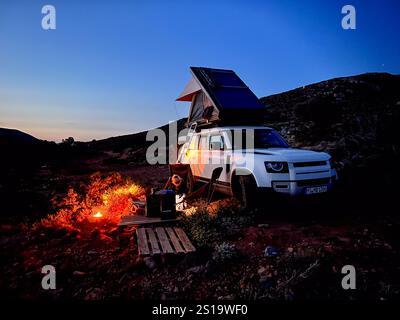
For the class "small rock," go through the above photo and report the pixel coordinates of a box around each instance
[187,265,205,274]
[118,273,128,284]
[259,276,274,289]
[257,267,267,275]
[107,227,120,237]
[218,294,235,300]
[0,224,14,233]
[100,234,113,242]
[143,257,157,270]
[91,228,100,239]
[264,245,279,257]
[84,287,103,300]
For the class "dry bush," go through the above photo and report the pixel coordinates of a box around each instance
[35,172,145,231]
[182,198,254,247]
[212,242,238,263]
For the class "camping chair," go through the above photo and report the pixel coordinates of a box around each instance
[164,164,223,206]
[184,166,223,204]
[164,163,193,194]
[206,167,223,204]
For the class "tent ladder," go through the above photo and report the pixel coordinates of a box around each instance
[177,122,197,163]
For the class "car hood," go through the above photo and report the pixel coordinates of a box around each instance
[243,148,330,162]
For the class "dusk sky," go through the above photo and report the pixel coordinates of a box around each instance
[0,0,399,141]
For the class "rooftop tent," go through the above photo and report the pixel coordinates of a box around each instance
[176,77,201,102]
[176,67,265,127]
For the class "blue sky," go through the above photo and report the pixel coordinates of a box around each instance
[0,0,399,141]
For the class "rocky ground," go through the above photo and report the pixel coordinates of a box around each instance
[1,162,399,301]
[1,72,400,301]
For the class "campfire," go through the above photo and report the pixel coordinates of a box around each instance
[93,211,103,219]
[36,172,145,233]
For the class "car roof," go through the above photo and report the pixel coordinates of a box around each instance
[197,126,273,133]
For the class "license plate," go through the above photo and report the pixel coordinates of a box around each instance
[305,185,328,195]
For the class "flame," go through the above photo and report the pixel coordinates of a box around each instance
[93,211,103,218]
[38,173,146,231]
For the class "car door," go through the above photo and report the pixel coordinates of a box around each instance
[190,134,211,182]
[209,134,228,184]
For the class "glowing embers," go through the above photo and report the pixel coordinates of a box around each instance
[93,211,103,218]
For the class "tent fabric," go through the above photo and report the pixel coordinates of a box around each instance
[188,91,218,124]
[177,67,266,127]
[189,92,206,123]
[176,77,202,101]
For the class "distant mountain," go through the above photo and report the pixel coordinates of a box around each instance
[88,118,187,152]
[84,118,187,165]
[0,128,56,171]
[2,73,399,189]
[260,73,400,161]
[0,128,40,146]
[260,72,400,190]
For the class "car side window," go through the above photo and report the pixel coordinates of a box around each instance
[209,135,224,151]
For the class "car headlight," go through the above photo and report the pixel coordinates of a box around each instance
[265,161,289,173]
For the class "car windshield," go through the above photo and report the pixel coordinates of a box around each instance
[231,129,289,149]
[254,129,289,148]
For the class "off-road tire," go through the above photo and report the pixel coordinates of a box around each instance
[232,174,257,208]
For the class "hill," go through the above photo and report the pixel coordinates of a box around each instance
[0,127,56,169]
[0,128,39,145]
[261,73,400,163]
[260,72,400,191]
[2,72,399,187]
[88,72,400,182]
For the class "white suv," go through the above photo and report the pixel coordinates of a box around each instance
[178,126,337,205]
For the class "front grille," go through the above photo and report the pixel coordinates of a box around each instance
[297,178,330,187]
[293,161,327,167]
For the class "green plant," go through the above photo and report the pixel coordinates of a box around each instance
[212,242,238,263]
[219,215,253,236]
[182,199,255,247]
[182,208,219,247]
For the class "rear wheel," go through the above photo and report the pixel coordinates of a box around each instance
[232,174,257,208]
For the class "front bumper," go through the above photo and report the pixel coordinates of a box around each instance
[271,175,336,196]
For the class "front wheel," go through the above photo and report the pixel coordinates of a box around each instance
[232,174,258,208]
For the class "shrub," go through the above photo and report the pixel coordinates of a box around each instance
[219,215,253,237]
[212,242,238,263]
[35,172,145,231]
[182,207,219,247]
[182,199,255,247]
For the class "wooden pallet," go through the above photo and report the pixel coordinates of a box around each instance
[136,227,196,256]
[119,215,180,227]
